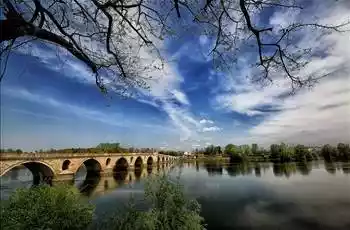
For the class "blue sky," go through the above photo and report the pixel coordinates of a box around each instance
[1,0,349,151]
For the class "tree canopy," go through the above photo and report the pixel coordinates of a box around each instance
[1,0,348,94]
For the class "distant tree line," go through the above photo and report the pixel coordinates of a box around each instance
[192,142,350,163]
[193,145,223,156]
[45,143,158,154]
[0,148,23,154]
[158,150,183,156]
[321,143,350,162]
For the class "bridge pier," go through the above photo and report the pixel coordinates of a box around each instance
[54,173,75,182]
[100,167,114,176]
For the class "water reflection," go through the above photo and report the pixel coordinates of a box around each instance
[225,163,254,177]
[325,162,336,174]
[204,161,223,176]
[134,168,142,180]
[182,160,349,179]
[342,162,350,174]
[2,160,350,230]
[254,164,261,177]
[273,163,297,177]
[296,162,312,175]
[175,161,350,230]
[1,164,172,198]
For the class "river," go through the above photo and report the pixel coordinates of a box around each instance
[1,160,350,230]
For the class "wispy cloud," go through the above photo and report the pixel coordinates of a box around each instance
[16,36,198,143]
[2,87,128,127]
[5,108,62,120]
[212,1,350,145]
[199,119,214,124]
[202,126,222,132]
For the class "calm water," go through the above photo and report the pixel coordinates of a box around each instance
[1,161,350,230]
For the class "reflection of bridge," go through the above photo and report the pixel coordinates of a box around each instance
[80,164,175,197]
[0,152,177,184]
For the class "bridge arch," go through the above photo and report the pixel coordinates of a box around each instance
[62,160,71,170]
[113,157,128,182]
[1,161,55,185]
[134,156,143,169]
[76,159,102,176]
[114,157,129,172]
[147,156,153,167]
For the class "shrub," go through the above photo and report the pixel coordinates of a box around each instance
[1,185,94,230]
[102,175,205,230]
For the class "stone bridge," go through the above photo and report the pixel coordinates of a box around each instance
[0,152,177,184]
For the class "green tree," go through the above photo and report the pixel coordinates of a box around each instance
[282,145,295,162]
[15,149,22,154]
[99,175,205,230]
[337,143,350,161]
[270,144,281,162]
[321,144,338,162]
[270,143,294,163]
[295,145,313,162]
[214,146,222,155]
[225,144,247,162]
[224,144,238,156]
[0,185,94,230]
[204,145,215,156]
[240,145,251,156]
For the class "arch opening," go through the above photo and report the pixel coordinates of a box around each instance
[62,160,71,171]
[114,158,129,172]
[134,157,143,169]
[147,157,153,167]
[75,159,102,194]
[25,162,54,185]
[83,159,102,176]
[1,162,55,189]
[162,157,165,163]
[106,158,111,166]
[113,158,128,183]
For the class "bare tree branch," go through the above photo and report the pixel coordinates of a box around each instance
[1,0,348,94]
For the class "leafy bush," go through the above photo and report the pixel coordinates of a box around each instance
[101,175,205,230]
[1,185,94,230]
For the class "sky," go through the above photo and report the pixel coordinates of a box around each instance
[1,0,349,151]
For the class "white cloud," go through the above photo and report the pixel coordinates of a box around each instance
[249,75,350,145]
[2,87,127,127]
[171,89,190,105]
[202,126,222,132]
[269,8,301,31]
[212,2,350,145]
[214,79,288,116]
[15,28,198,144]
[199,35,209,46]
[199,119,214,124]
[2,87,174,133]
[191,144,201,148]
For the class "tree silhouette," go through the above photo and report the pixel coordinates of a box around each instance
[1,0,348,93]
